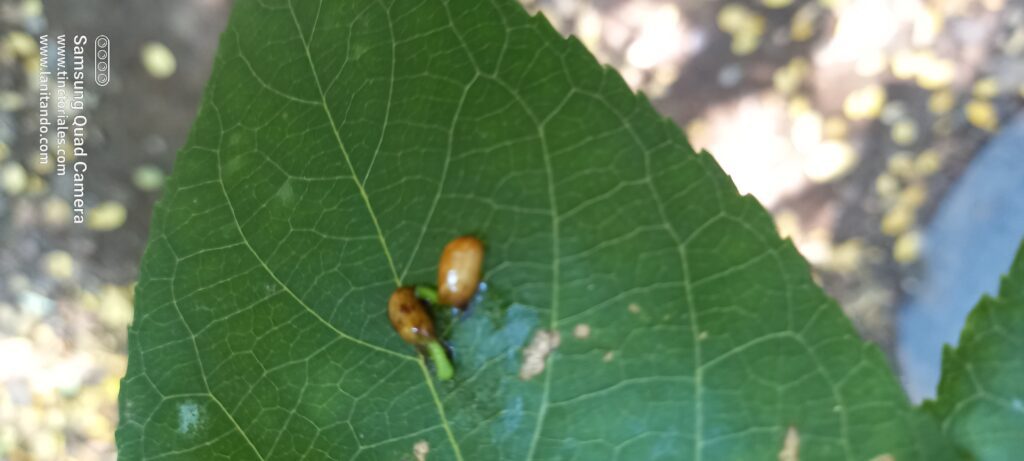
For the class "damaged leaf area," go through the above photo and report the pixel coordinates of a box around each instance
[778,426,799,461]
[519,330,561,380]
[117,0,957,460]
[414,440,430,461]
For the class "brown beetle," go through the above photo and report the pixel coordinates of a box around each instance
[387,286,453,380]
[437,235,484,308]
[387,286,436,346]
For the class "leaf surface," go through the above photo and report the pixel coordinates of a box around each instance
[117,0,953,459]
[926,241,1024,460]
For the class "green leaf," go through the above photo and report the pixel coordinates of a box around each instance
[117,0,954,459]
[925,241,1024,460]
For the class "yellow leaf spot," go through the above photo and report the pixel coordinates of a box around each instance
[915,57,956,90]
[717,4,765,57]
[686,118,708,142]
[141,42,176,79]
[891,119,918,146]
[98,285,134,331]
[718,4,753,33]
[890,50,922,80]
[887,152,914,179]
[87,201,128,232]
[964,99,999,132]
[26,174,47,195]
[1005,28,1024,56]
[875,173,899,198]
[773,58,810,95]
[1,162,27,195]
[798,249,830,279]
[843,84,886,120]
[823,116,848,139]
[132,165,165,192]
[880,101,907,125]
[892,50,956,89]
[43,251,74,280]
[775,209,801,239]
[5,31,37,58]
[828,239,864,274]
[912,8,943,46]
[0,91,24,111]
[42,197,71,228]
[804,141,856,183]
[914,149,942,177]
[854,51,887,77]
[22,0,43,17]
[928,89,955,115]
[790,4,819,42]
[881,205,915,236]
[788,96,812,119]
[972,77,1000,98]
[575,8,603,51]
[893,231,923,264]
[720,4,761,33]
[731,31,761,56]
[763,0,793,9]
[98,377,122,406]
[900,183,928,208]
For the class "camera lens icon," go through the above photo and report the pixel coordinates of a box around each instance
[95,35,111,86]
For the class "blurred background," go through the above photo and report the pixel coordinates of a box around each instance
[0,0,1022,459]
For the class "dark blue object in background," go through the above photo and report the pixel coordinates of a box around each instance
[899,112,1024,402]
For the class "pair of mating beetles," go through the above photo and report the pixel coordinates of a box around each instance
[387,236,484,380]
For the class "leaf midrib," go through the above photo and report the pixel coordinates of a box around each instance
[191,2,464,459]
[279,2,564,460]
[277,1,467,459]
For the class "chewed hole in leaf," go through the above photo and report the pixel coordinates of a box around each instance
[573,323,591,339]
[176,401,200,435]
[413,440,429,461]
[778,426,799,461]
[519,329,561,380]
